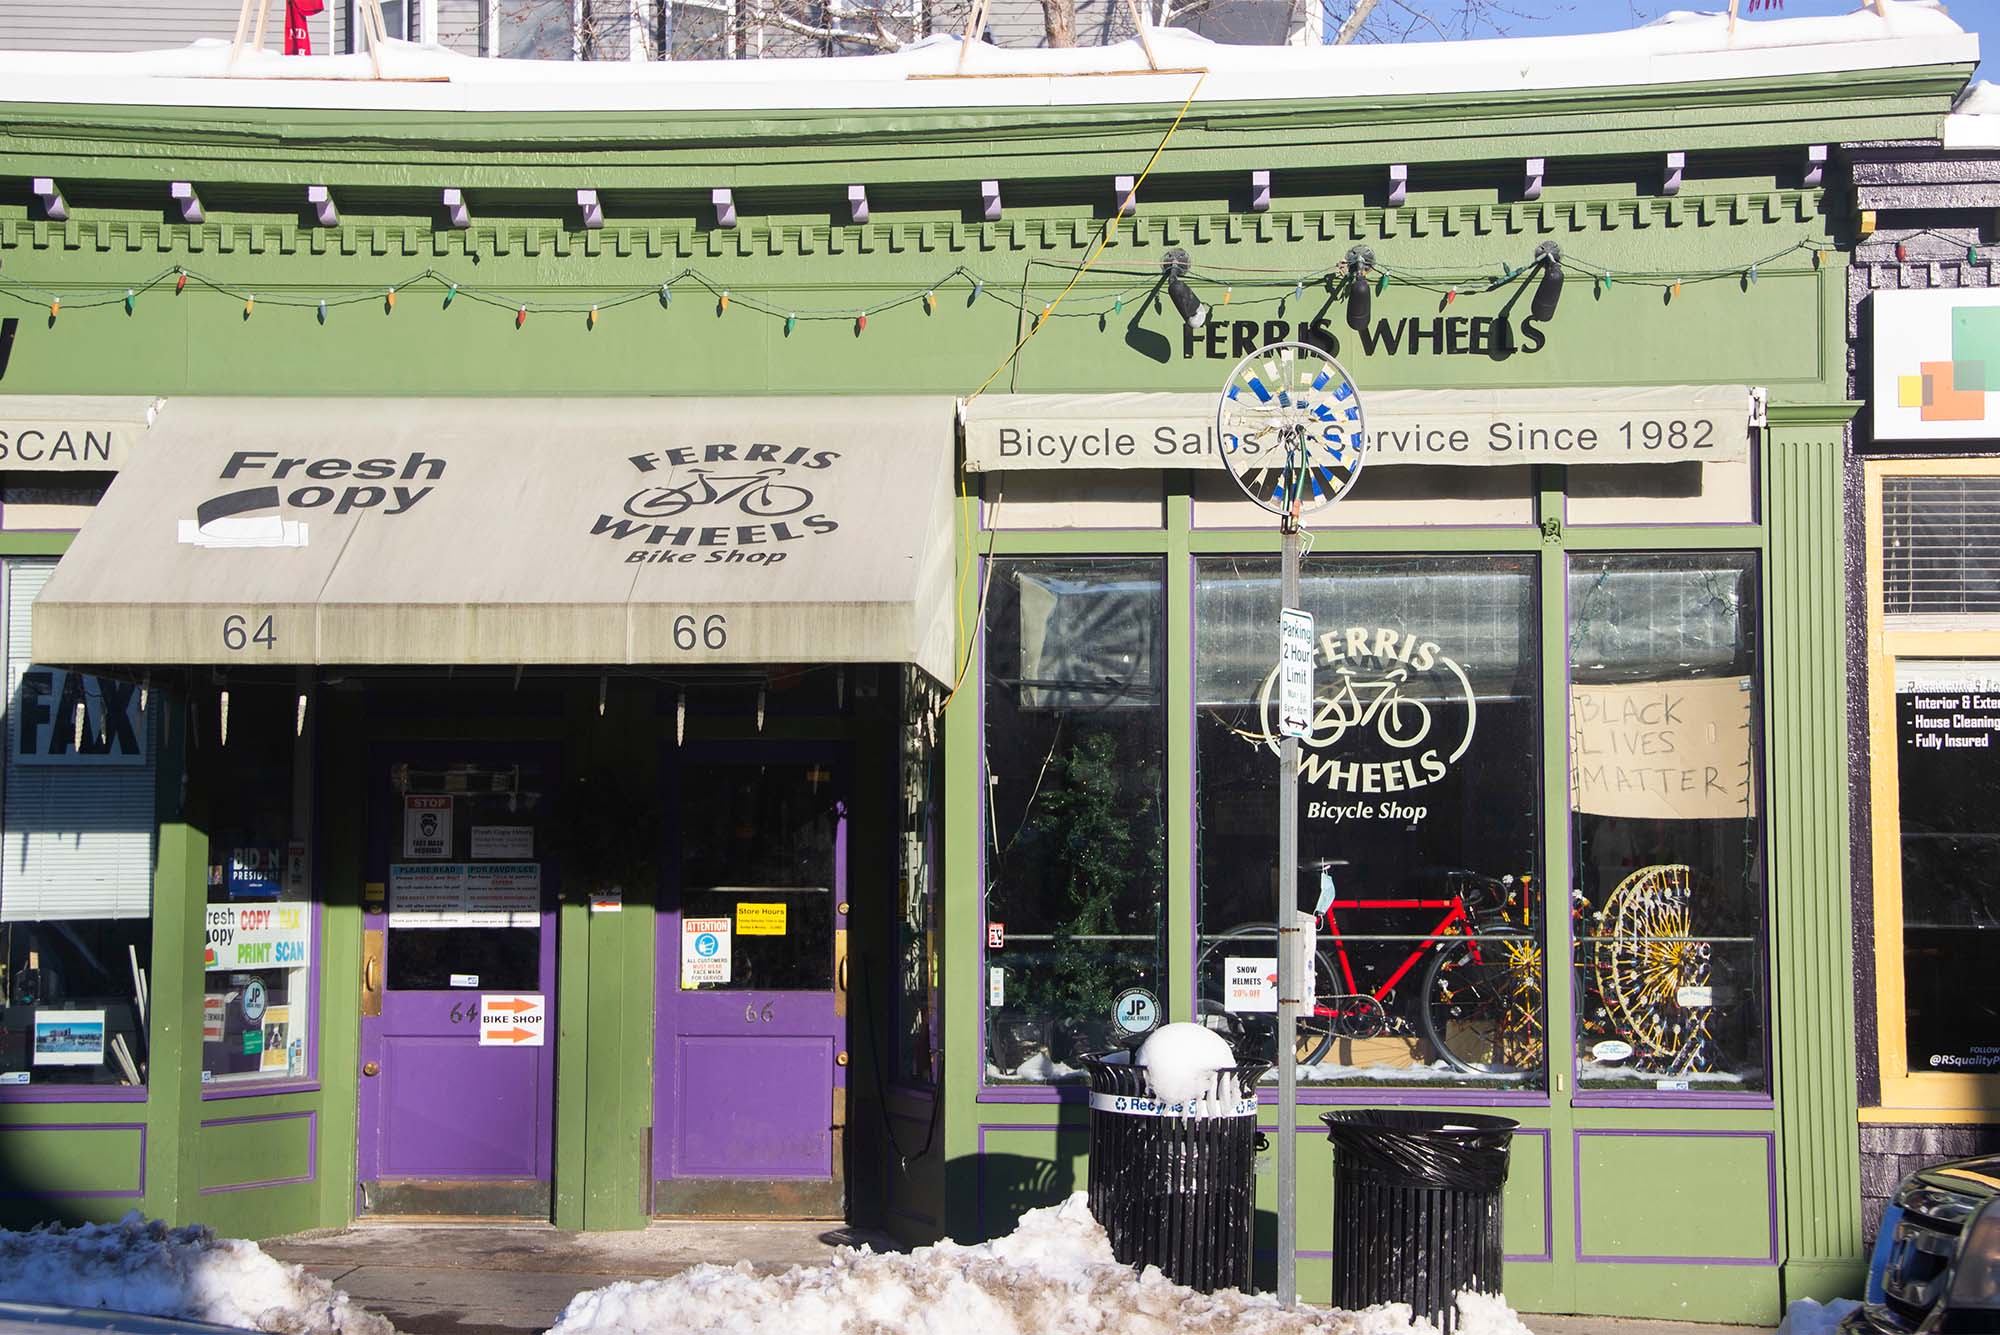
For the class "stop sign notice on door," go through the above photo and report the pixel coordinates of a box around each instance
[478,994,545,1046]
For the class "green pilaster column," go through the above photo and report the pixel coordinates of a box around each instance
[1764,411,1864,1301]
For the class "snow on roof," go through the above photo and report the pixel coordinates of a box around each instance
[1946,79,2000,149]
[0,0,1976,114]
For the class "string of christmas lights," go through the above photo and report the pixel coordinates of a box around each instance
[0,237,1838,331]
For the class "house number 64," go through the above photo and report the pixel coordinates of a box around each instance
[744,1003,774,1024]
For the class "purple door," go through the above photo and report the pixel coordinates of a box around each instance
[357,748,558,1217]
[654,747,847,1216]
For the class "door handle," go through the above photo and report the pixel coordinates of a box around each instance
[362,1061,380,1077]
[361,929,385,1018]
[837,956,848,992]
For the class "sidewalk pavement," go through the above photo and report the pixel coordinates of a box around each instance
[264,1223,1776,1335]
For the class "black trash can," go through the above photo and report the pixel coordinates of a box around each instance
[1082,1048,1271,1294]
[1321,1109,1516,1334]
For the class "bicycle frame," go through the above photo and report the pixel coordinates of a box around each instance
[1319,897,1480,1010]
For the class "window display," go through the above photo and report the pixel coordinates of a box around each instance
[1195,555,1544,1088]
[1893,659,2000,1075]
[1568,553,1768,1093]
[897,666,942,1087]
[0,559,156,1088]
[203,683,312,1085]
[983,558,1166,1084]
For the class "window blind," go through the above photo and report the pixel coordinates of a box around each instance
[1,560,156,922]
[1883,476,2000,618]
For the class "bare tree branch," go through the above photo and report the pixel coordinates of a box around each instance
[1333,0,1380,43]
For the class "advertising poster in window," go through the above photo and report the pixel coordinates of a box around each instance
[1895,660,2000,1074]
[203,903,311,972]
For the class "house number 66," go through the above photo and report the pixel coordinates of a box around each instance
[744,1003,774,1024]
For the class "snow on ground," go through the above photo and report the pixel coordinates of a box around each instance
[548,1193,1535,1335]
[0,1213,392,1335]
[1774,1297,1861,1335]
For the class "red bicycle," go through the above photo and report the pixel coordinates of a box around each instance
[1198,867,1544,1076]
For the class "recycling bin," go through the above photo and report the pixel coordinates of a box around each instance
[1082,1048,1270,1294]
[1321,1109,1517,1334]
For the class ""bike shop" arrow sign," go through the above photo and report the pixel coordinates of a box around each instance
[478,993,546,1046]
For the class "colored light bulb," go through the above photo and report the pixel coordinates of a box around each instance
[516,305,527,328]
[244,294,254,317]
[123,289,134,314]
[1895,242,1908,261]
[856,312,867,333]
[444,283,457,308]
[1222,286,1233,305]
[175,269,187,295]
[318,299,327,324]
[659,282,672,306]
[1444,287,1457,305]
[785,313,796,335]
[1376,272,1388,295]
[923,290,935,314]
[971,279,984,302]
[48,297,58,318]
[386,287,396,312]
[588,304,598,329]
[718,291,730,314]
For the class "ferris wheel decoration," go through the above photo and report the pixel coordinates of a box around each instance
[1588,863,1715,1076]
[1216,342,1367,518]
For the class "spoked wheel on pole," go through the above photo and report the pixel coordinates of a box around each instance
[1588,863,1714,1075]
[1216,342,1367,518]
[1418,928,1546,1076]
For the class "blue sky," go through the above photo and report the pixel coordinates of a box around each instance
[1385,1,1992,83]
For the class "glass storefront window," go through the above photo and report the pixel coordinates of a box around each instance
[984,558,1166,1084]
[1892,659,2000,1075]
[1568,553,1768,1093]
[1195,555,1545,1089]
[1,559,156,1089]
[203,683,313,1085]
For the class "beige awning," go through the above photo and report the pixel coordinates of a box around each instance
[34,397,959,680]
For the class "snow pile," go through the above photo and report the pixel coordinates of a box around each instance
[0,1213,392,1335]
[0,2,1973,114]
[1774,1297,1862,1335]
[548,1192,1535,1335]
[1948,81,2000,151]
[1138,1022,1239,1104]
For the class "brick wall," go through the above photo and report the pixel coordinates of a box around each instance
[1860,1123,2000,1244]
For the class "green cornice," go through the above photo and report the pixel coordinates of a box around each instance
[0,186,1826,260]
[1766,401,1863,426]
[0,63,1970,188]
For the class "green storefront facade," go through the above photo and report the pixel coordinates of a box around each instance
[0,18,1978,1325]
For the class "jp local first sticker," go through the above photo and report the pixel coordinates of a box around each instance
[478,994,545,1046]
[681,917,732,988]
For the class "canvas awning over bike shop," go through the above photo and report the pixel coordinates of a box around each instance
[33,396,960,680]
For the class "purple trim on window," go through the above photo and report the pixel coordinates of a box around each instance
[202,1078,321,1101]
[1284,1086,1549,1107]
[202,899,324,1100]
[197,1110,318,1194]
[978,1084,1087,1105]
[1255,1123,1552,1264]
[1571,1090,1771,1109]
[1572,1128,1777,1266]
[0,1122,146,1198]
[0,1084,147,1103]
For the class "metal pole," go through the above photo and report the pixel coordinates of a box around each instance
[1277,511,1302,1309]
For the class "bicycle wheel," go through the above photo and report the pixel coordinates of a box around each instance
[740,480,814,518]
[1418,927,1545,1076]
[624,484,696,519]
[1195,924,1342,1068]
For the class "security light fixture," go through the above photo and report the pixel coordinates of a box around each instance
[171,181,204,224]
[1344,246,1376,331]
[1531,242,1564,322]
[31,178,66,222]
[1162,249,1206,329]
